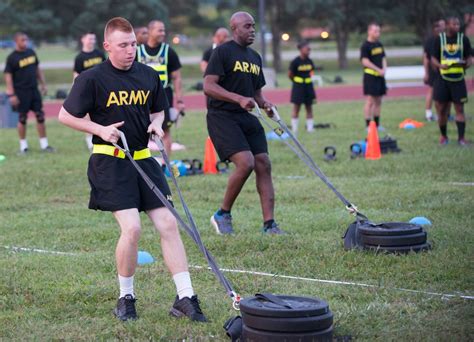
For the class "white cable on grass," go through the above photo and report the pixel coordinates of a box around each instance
[2,245,473,301]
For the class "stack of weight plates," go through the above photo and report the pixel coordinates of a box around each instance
[240,294,333,342]
[358,221,431,253]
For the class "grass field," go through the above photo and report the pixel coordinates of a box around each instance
[0,97,473,340]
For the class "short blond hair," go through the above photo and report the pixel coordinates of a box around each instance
[104,17,133,41]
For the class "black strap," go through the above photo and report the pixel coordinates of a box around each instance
[153,137,236,298]
[223,316,242,341]
[255,293,293,309]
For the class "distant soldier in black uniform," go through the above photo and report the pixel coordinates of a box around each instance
[360,22,387,130]
[423,19,446,121]
[58,17,206,322]
[136,20,185,155]
[3,32,54,154]
[204,11,284,235]
[134,26,148,45]
[200,27,230,73]
[288,40,316,134]
[431,16,472,145]
[73,31,106,151]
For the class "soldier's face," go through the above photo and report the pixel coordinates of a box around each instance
[447,18,460,34]
[15,34,28,51]
[104,30,137,70]
[435,20,446,34]
[234,15,256,46]
[82,34,96,50]
[368,25,380,40]
[150,22,166,43]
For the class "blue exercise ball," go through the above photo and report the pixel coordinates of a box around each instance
[409,216,432,226]
[164,160,188,177]
[137,251,154,265]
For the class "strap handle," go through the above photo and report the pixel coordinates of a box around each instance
[255,293,293,309]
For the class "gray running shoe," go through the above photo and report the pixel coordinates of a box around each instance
[41,146,55,153]
[17,148,28,156]
[262,222,286,235]
[210,211,234,235]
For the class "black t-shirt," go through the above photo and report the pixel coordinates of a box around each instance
[202,46,213,62]
[360,40,385,69]
[3,48,39,89]
[74,49,106,74]
[431,33,472,62]
[138,44,182,73]
[63,60,169,150]
[424,36,436,60]
[289,56,315,79]
[205,40,266,113]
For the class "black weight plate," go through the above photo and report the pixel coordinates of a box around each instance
[363,242,432,254]
[361,231,427,247]
[242,311,333,333]
[358,222,423,236]
[240,295,329,318]
[242,324,333,342]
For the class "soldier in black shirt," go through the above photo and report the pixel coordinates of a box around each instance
[204,11,284,235]
[288,40,316,134]
[423,19,445,121]
[3,32,54,154]
[58,17,206,323]
[200,27,230,73]
[136,20,184,155]
[73,31,106,151]
[360,22,387,130]
[431,16,472,145]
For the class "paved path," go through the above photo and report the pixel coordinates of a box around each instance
[1,47,423,70]
[42,82,474,119]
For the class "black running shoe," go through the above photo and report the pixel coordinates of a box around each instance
[169,295,207,322]
[113,294,138,321]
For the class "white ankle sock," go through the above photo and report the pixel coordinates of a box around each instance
[306,119,314,131]
[20,139,28,151]
[291,118,299,133]
[173,271,194,299]
[425,109,432,117]
[118,275,135,298]
[39,137,49,149]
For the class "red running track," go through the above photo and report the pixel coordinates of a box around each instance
[42,83,474,118]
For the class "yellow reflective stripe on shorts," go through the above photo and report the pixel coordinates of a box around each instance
[92,145,151,160]
[293,76,312,84]
[364,68,381,77]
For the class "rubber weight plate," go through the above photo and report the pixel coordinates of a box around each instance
[240,295,329,318]
[242,311,333,333]
[242,324,333,342]
[357,222,423,236]
[363,242,431,254]
[361,231,427,247]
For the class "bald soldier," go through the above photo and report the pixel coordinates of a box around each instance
[204,12,284,235]
[136,20,184,155]
[200,27,230,73]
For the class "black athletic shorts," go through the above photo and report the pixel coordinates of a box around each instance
[433,78,468,104]
[207,110,268,161]
[425,69,438,87]
[363,74,387,96]
[163,87,173,130]
[291,83,316,105]
[87,154,173,212]
[14,87,43,114]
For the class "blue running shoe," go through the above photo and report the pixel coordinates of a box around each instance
[262,221,286,235]
[211,211,234,235]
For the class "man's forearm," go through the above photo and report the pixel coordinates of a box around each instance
[58,107,102,135]
[4,73,15,95]
[37,68,46,86]
[203,78,242,104]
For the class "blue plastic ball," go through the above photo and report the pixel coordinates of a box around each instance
[409,216,432,226]
[137,251,154,265]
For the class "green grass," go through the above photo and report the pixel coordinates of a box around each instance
[0,98,473,340]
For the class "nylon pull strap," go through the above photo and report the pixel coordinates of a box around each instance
[255,293,293,309]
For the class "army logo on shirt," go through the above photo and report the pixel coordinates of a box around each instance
[19,56,36,68]
[233,61,260,75]
[106,90,151,107]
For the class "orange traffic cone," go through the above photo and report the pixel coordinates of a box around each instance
[365,120,381,160]
[203,137,218,174]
